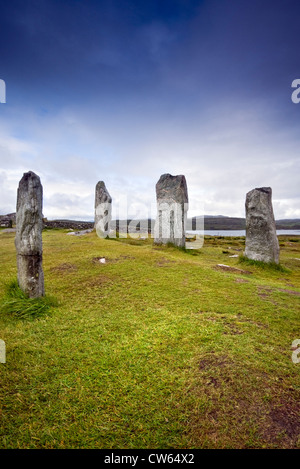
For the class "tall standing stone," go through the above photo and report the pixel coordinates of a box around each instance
[154,173,188,247]
[244,187,279,263]
[15,171,45,297]
[94,181,112,238]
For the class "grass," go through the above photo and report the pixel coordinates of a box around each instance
[1,280,58,319]
[0,230,299,449]
[238,255,290,273]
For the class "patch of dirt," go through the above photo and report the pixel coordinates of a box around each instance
[277,288,300,296]
[92,257,109,264]
[198,354,231,370]
[222,323,244,335]
[92,255,135,264]
[190,359,300,448]
[259,397,300,448]
[235,278,249,283]
[85,275,112,287]
[256,286,279,305]
[51,263,77,272]
[235,314,268,329]
[268,403,300,438]
[206,377,219,388]
[257,286,273,298]
[214,264,252,275]
[155,258,176,267]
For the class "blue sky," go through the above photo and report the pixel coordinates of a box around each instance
[0,0,299,220]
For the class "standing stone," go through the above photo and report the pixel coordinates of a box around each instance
[94,181,112,238]
[15,171,45,297]
[244,187,279,263]
[154,173,188,247]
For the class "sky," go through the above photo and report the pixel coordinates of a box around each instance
[0,0,300,221]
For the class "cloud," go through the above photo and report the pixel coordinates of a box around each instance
[44,191,93,220]
[0,1,299,221]
[0,171,16,214]
[0,92,299,221]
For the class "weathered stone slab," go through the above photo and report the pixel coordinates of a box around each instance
[94,181,112,238]
[154,173,188,247]
[66,229,93,236]
[244,187,279,263]
[15,171,45,297]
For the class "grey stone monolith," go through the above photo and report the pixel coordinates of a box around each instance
[15,171,45,297]
[244,187,280,264]
[154,173,188,247]
[94,181,112,238]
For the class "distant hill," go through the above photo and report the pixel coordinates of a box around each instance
[189,215,300,230]
[189,216,245,230]
[115,216,300,231]
[1,213,300,231]
[275,219,300,229]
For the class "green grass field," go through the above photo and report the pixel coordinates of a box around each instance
[0,229,299,448]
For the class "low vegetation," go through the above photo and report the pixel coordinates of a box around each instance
[0,229,299,448]
[1,280,58,319]
[238,255,290,273]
